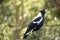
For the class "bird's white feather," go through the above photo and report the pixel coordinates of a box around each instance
[32,12,43,24]
[33,17,43,25]
[32,12,42,21]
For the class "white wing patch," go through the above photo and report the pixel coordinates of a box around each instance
[33,17,43,25]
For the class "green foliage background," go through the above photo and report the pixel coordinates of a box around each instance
[0,0,60,40]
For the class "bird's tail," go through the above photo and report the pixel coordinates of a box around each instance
[23,33,28,39]
[23,28,33,39]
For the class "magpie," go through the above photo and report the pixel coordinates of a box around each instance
[23,9,48,40]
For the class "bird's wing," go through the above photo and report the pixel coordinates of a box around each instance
[32,17,43,25]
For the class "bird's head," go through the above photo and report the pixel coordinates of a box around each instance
[40,9,48,16]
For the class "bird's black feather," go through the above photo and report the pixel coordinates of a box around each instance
[23,9,48,39]
[33,17,41,22]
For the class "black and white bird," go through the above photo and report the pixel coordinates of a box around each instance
[23,9,48,40]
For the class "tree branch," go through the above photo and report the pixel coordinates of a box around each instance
[48,0,60,9]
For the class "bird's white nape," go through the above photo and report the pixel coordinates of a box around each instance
[32,12,42,21]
